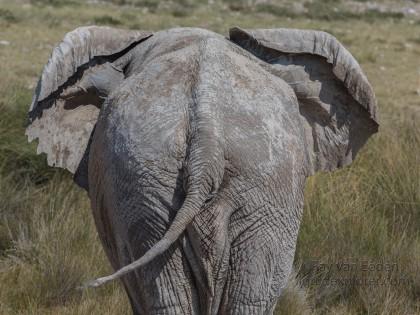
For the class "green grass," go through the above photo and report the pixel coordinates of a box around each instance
[0,0,419,314]
[294,112,420,314]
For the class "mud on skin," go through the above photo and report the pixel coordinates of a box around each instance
[26,26,378,315]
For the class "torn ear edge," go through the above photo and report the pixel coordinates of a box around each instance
[229,26,379,131]
[26,26,153,184]
[28,26,153,121]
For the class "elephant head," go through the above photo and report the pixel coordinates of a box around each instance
[27,26,378,314]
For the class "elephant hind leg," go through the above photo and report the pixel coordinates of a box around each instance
[125,286,141,315]
[91,164,202,314]
[219,202,297,315]
[120,203,203,314]
[183,196,235,315]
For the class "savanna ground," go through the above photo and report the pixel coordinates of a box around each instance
[0,0,419,314]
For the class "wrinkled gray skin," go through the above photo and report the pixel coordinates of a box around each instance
[26,26,378,315]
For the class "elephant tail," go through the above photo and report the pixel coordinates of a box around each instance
[82,169,223,289]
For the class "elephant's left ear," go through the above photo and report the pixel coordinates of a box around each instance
[26,26,152,178]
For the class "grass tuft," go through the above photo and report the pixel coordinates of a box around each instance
[0,8,19,23]
[93,15,123,26]
[255,4,298,18]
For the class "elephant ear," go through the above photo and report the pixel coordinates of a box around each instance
[27,26,152,187]
[230,27,378,173]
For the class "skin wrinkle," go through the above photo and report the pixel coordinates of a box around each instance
[27,27,378,315]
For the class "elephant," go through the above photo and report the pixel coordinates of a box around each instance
[26,26,378,315]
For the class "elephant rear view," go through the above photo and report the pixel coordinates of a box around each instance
[26,26,378,315]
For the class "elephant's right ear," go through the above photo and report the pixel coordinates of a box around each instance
[26,26,152,187]
[230,27,378,173]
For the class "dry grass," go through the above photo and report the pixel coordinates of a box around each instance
[0,0,419,314]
